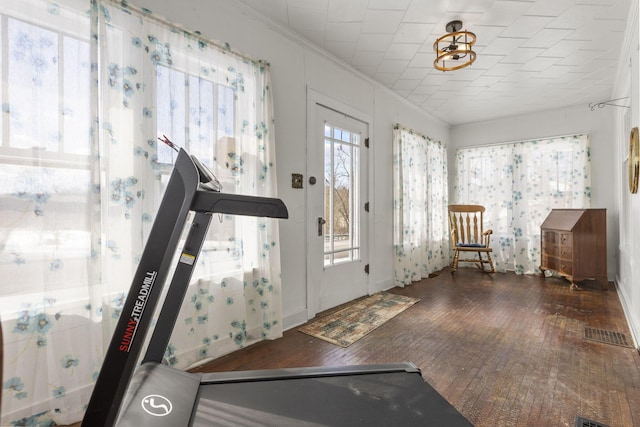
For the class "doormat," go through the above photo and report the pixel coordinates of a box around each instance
[583,327,634,348]
[298,292,419,347]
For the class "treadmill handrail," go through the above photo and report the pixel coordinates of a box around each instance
[191,190,289,218]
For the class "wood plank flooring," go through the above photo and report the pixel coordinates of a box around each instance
[192,268,640,427]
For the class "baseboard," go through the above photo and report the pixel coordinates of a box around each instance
[375,278,395,293]
[614,275,640,349]
[283,308,309,331]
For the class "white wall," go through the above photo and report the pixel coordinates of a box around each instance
[450,104,618,281]
[132,0,450,329]
[611,0,640,345]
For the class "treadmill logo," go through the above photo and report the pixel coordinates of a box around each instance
[141,394,173,417]
[119,271,157,352]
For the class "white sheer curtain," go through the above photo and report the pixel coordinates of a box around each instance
[0,0,282,424]
[453,134,591,274]
[393,125,449,286]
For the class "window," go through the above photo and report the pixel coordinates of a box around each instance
[454,134,591,274]
[323,122,361,266]
[0,10,92,304]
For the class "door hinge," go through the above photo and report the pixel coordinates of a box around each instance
[364,264,370,274]
[364,137,369,148]
[364,202,369,212]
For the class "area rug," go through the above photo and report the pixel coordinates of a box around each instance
[298,292,420,347]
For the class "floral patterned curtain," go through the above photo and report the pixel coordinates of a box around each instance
[453,134,591,274]
[0,0,281,424]
[393,125,449,286]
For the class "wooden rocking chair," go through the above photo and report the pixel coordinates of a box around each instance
[448,204,495,273]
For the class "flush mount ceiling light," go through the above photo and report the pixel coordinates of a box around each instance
[433,20,476,71]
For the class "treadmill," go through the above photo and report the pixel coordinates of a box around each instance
[82,139,472,426]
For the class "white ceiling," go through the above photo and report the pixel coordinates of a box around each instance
[236,0,632,126]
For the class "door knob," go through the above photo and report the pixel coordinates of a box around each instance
[318,217,326,236]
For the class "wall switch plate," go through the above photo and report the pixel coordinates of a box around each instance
[292,173,303,189]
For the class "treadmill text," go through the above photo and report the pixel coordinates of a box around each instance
[119,271,157,352]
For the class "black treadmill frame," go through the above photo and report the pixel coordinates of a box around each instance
[82,148,288,425]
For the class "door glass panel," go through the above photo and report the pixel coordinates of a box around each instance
[324,122,360,266]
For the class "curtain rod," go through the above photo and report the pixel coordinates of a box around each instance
[455,132,589,151]
[394,123,443,146]
[104,0,269,67]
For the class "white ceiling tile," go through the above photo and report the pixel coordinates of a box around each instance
[369,0,412,11]
[500,47,546,64]
[384,43,421,60]
[411,85,439,95]
[468,75,503,88]
[471,54,506,69]
[557,49,606,67]
[402,1,447,24]
[238,0,632,125]
[472,25,509,47]
[351,50,386,66]
[549,4,612,29]
[421,72,454,86]
[378,59,410,73]
[408,52,435,68]
[325,22,362,42]
[356,33,394,52]
[476,0,536,26]
[399,67,431,80]
[326,0,369,22]
[500,16,555,38]
[525,0,574,16]
[519,56,560,72]
[521,28,575,49]
[484,62,521,77]
[536,64,576,79]
[393,79,422,90]
[480,37,527,55]
[362,10,404,34]
[393,23,434,43]
[447,0,496,14]
[542,40,590,58]
[446,68,486,81]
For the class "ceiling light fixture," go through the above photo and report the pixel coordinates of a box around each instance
[433,20,476,71]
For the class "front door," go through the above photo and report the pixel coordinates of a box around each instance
[307,99,369,315]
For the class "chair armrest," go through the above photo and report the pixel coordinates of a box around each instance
[482,229,492,246]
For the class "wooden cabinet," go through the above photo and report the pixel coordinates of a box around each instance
[539,209,607,290]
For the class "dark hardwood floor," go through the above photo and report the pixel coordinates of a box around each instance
[192,267,640,427]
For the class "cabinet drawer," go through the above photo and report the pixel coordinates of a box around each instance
[559,261,572,275]
[559,246,572,259]
[559,233,572,246]
[542,244,558,257]
[542,256,559,271]
[543,231,559,245]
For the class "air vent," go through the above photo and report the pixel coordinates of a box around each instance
[584,327,634,348]
[574,416,609,427]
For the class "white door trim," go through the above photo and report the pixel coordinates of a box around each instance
[305,87,375,320]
